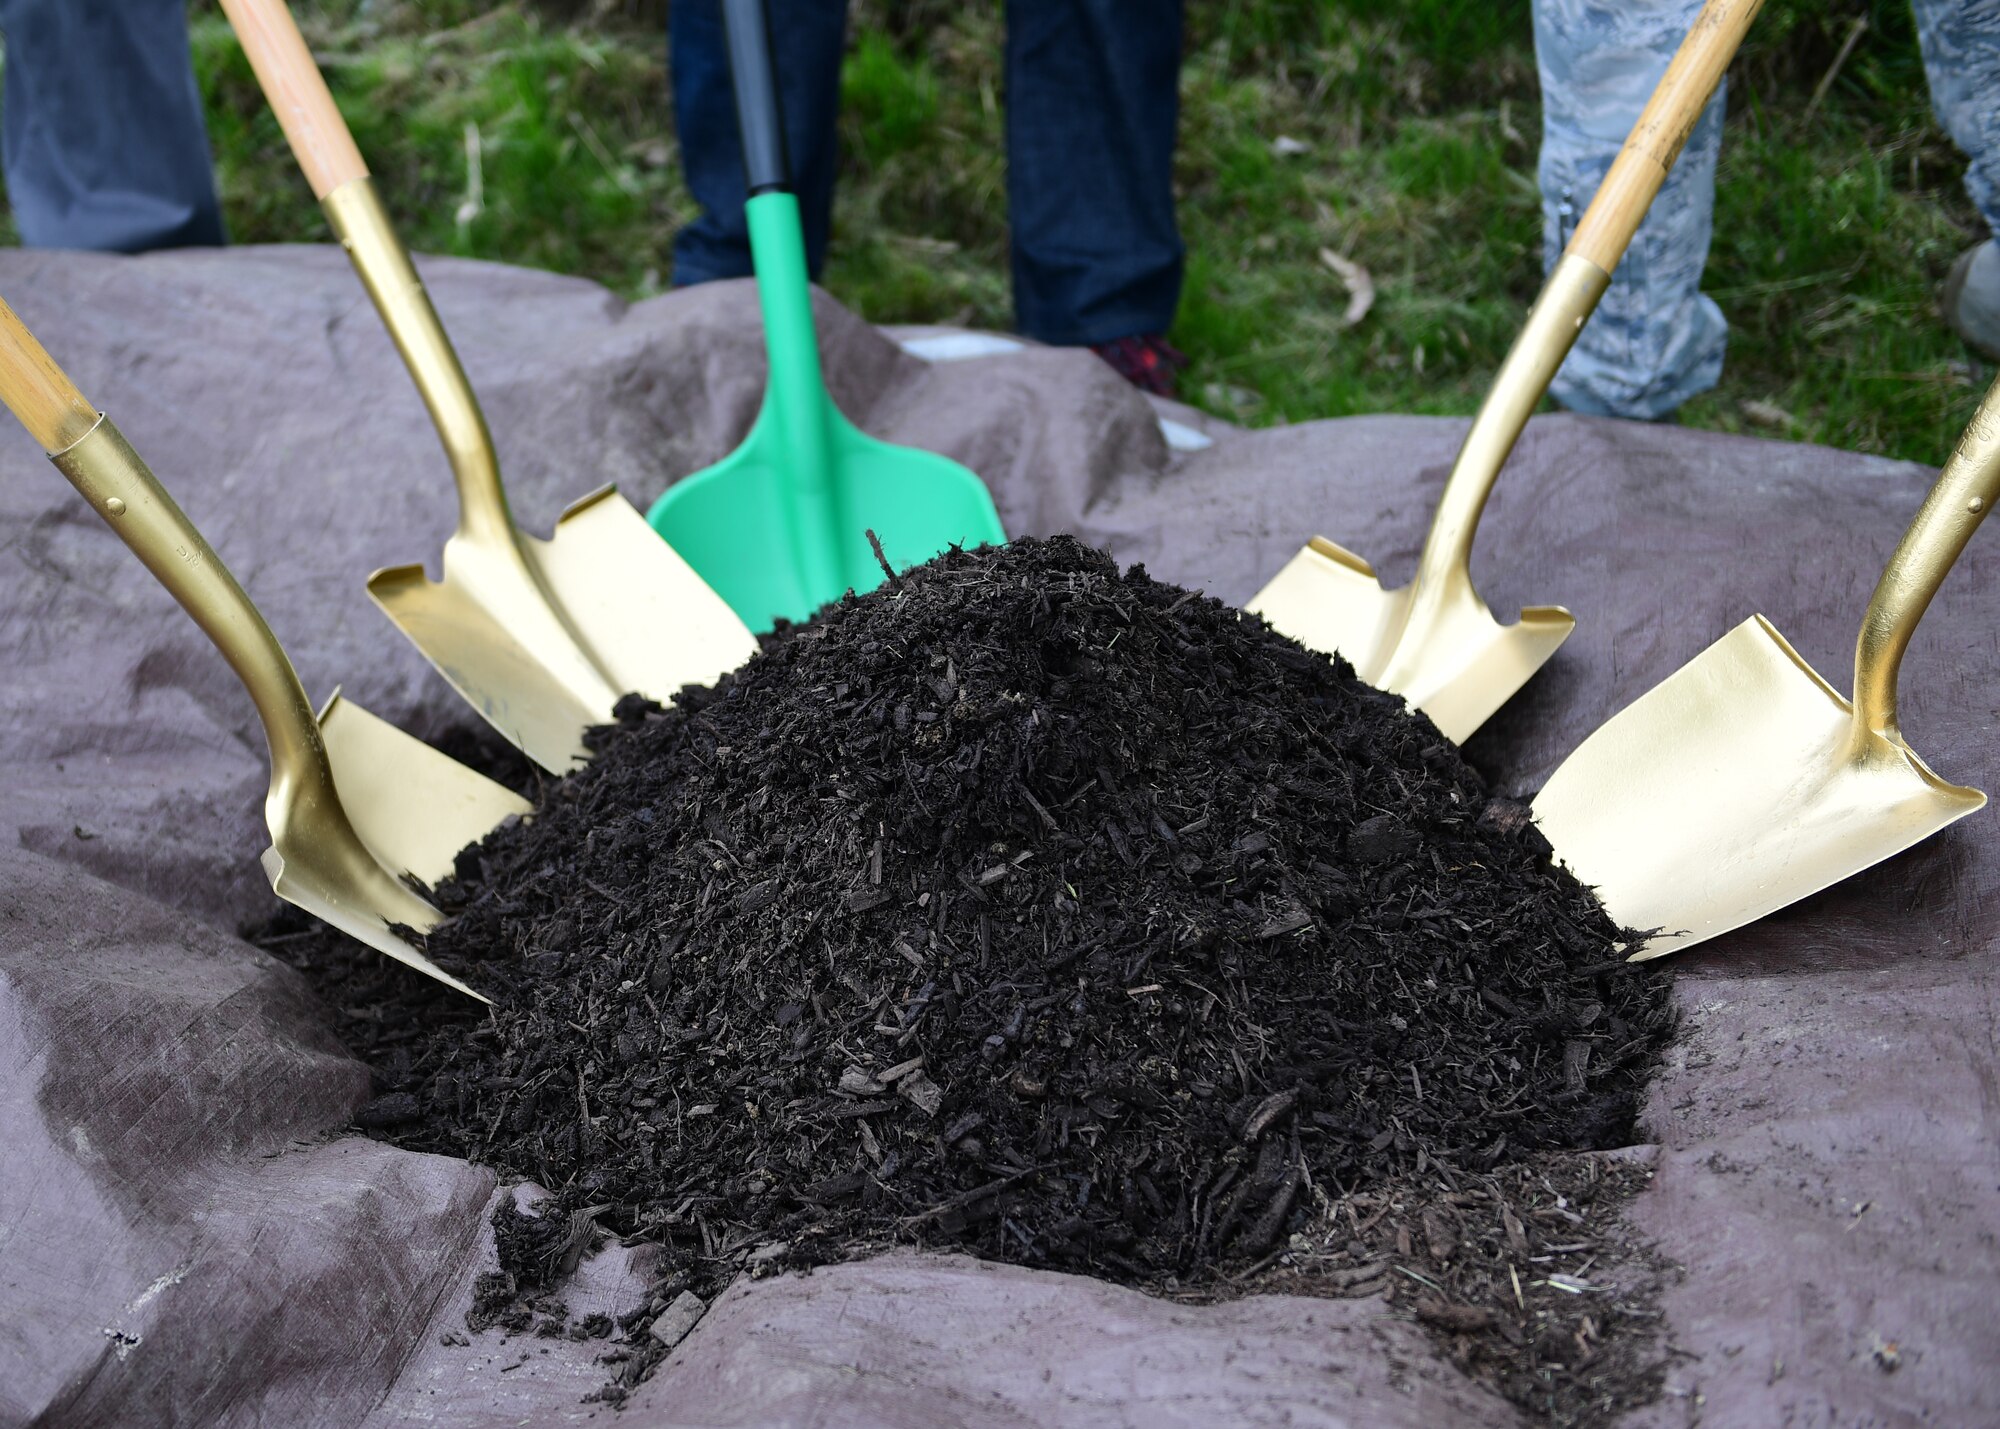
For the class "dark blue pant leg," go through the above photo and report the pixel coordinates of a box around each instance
[0,0,224,252]
[1003,0,1184,345]
[669,0,849,285]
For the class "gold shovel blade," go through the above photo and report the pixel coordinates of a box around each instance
[318,691,533,888]
[1248,536,1575,744]
[264,691,532,1004]
[370,486,760,773]
[1530,615,1985,959]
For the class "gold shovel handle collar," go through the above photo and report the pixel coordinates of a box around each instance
[48,419,338,828]
[318,175,514,551]
[217,0,512,549]
[0,294,386,882]
[1852,377,2000,742]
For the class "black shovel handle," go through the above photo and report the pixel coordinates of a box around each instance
[722,0,791,195]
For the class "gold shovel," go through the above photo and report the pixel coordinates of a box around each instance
[1533,375,1999,959]
[0,294,528,1002]
[218,0,758,773]
[1249,0,1763,744]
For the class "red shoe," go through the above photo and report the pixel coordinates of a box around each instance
[1087,333,1189,399]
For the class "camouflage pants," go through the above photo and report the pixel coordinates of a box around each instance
[1535,0,2000,420]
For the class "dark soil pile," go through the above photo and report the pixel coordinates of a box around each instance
[294,536,1671,1348]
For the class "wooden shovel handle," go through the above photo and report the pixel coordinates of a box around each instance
[0,297,101,453]
[1567,0,1762,272]
[217,0,367,199]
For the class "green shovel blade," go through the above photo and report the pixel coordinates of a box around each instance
[648,193,1006,631]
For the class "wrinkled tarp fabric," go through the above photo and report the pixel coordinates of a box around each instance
[0,248,1994,1428]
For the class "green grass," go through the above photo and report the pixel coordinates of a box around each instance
[7,0,1992,461]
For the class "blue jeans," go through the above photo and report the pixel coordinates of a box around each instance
[669,0,1186,346]
[1535,0,2000,420]
[0,0,224,252]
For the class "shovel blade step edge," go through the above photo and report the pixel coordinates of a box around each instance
[371,490,759,773]
[1248,537,1574,744]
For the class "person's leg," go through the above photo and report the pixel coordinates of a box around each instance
[669,0,849,286]
[1003,0,1186,351]
[1913,0,2000,359]
[0,0,224,252]
[1533,0,1727,420]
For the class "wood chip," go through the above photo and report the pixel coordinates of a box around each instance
[1258,911,1314,939]
[839,1066,885,1096]
[1415,1298,1500,1332]
[1422,1207,1457,1264]
[899,1071,944,1117]
[647,1290,706,1350]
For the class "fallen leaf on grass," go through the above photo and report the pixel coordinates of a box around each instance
[1742,399,1797,429]
[1202,382,1266,416]
[1318,248,1375,328]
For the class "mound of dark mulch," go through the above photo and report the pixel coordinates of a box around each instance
[284,536,1674,1408]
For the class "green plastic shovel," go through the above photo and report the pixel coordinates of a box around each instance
[646,0,1005,631]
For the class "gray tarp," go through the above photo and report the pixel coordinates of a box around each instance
[0,247,1994,1427]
